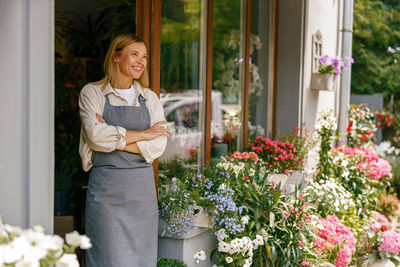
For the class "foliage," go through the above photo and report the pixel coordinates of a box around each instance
[352,0,400,101]
[347,104,377,147]
[100,0,137,40]
[54,63,85,191]
[357,212,400,265]
[315,109,338,179]
[304,178,360,230]
[376,101,400,148]
[65,9,110,58]
[378,190,400,219]
[277,126,319,172]
[159,179,197,237]
[250,136,304,174]
[157,257,187,267]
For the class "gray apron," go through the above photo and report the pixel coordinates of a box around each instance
[86,94,158,267]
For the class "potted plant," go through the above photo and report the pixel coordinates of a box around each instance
[311,55,354,91]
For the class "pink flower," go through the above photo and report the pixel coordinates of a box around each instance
[314,215,356,267]
[301,260,312,266]
[233,151,241,158]
[372,211,390,224]
[378,230,400,255]
[370,222,381,233]
[299,241,304,246]
[285,169,290,174]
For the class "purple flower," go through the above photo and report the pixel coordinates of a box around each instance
[319,55,329,64]
[345,56,354,63]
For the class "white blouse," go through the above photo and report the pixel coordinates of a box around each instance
[78,81,167,171]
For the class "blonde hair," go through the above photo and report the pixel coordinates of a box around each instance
[92,33,149,89]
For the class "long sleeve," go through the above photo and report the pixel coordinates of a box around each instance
[79,85,127,152]
[136,90,168,163]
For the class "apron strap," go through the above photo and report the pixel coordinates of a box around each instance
[138,95,146,107]
[105,95,111,106]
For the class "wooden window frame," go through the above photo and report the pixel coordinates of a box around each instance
[137,0,277,183]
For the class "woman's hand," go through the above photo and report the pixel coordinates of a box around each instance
[141,121,171,140]
[96,113,106,123]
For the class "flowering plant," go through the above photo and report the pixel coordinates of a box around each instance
[159,179,198,237]
[313,215,357,267]
[0,217,91,266]
[250,136,304,174]
[318,55,354,75]
[315,109,338,179]
[357,211,400,265]
[304,178,360,226]
[376,103,400,149]
[347,104,376,147]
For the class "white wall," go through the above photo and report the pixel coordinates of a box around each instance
[276,0,304,133]
[301,0,343,129]
[276,0,343,132]
[0,0,54,232]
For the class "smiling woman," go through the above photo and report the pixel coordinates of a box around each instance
[78,33,170,267]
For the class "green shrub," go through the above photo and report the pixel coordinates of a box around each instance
[157,257,187,267]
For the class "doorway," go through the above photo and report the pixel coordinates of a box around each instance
[54,0,137,263]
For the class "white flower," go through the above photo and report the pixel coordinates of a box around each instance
[32,225,44,233]
[253,234,264,247]
[218,241,229,253]
[3,236,28,263]
[260,228,269,241]
[225,256,233,263]
[228,244,238,254]
[244,257,252,266]
[249,168,255,177]
[194,250,206,264]
[216,229,226,241]
[15,257,40,267]
[218,184,226,190]
[235,238,243,248]
[241,215,250,226]
[5,224,22,236]
[18,231,48,261]
[56,254,79,267]
[65,231,92,249]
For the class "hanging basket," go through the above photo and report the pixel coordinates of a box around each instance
[310,73,338,91]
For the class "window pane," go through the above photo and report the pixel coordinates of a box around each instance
[248,0,270,142]
[159,1,204,177]
[211,0,245,159]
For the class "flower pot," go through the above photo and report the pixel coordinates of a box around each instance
[54,190,71,216]
[193,206,210,228]
[211,143,228,164]
[310,73,337,91]
[369,260,396,267]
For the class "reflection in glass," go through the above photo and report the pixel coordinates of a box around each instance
[248,0,270,142]
[159,1,204,174]
[211,0,244,157]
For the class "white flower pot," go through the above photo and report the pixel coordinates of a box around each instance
[369,259,396,267]
[310,73,337,91]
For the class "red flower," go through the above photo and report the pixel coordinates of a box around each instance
[347,120,353,133]
[361,134,366,141]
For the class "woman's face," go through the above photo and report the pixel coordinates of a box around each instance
[114,42,147,80]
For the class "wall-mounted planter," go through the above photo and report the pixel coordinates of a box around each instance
[310,73,337,91]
